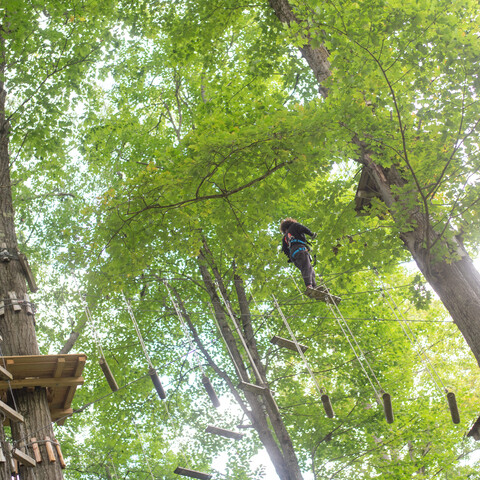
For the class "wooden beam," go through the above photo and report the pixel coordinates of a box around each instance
[0,365,12,381]
[174,467,212,480]
[12,448,36,468]
[73,356,87,377]
[50,408,74,420]
[205,425,244,441]
[0,376,84,390]
[238,382,266,395]
[270,336,308,353]
[99,357,119,392]
[62,386,77,409]
[0,400,24,423]
[54,358,65,378]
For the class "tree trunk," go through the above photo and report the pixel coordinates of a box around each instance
[268,0,480,368]
[198,249,304,480]
[0,32,64,480]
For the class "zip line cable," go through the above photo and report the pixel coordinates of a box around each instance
[371,268,460,423]
[132,420,156,480]
[372,268,447,394]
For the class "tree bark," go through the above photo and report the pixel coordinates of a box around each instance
[0,30,64,480]
[268,0,480,368]
[198,249,304,480]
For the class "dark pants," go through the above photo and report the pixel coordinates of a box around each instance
[292,249,316,288]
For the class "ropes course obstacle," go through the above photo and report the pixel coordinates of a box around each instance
[83,299,119,392]
[123,293,166,400]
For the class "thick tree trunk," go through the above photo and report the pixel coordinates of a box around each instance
[268,0,480,368]
[0,33,64,480]
[198,249,304,480]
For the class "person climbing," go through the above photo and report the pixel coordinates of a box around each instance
[280,217,341,304]
[280,218,318,295]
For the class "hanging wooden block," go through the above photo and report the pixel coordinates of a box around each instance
[205,425,244,441]
[8,292,21,312]
[447,391,460,424]
[99,357,119,392]
[238,382,266,395]
[24,294,33,315]
[270,336,308,353]
[321,394,334,419]
[201,375,219,408]
[149,368,166,400]
[174,466,212,480]
[44,437,56,463]
[0,301,4,316]
[53,439,66,469]
[467,415,480,441]
[0,443,4,463]
[30,438,42,463]
[0,365,12,381]
[0,400,24,423]
[12,448,36,468]
[382,393,394,424]
[18,253,38,293]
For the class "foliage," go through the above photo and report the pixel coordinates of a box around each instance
[2,0,480,479]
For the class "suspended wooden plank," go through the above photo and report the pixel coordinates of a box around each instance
[447,391,460,424]
[0,400,24,423]
[382,393,394,424]
[44,437,56,463]
[305,287,341,305]
[205,425,244,441]
[270,335,307,353]
[321,394,334,419]
[149,368,166,400]
[174,467,212,480]
[54,358,65,378]
[18,254,38,293]
[0,365,12,381]
[30,438,42,463]
[238,382,266,395]
[270,336,308,353]
[0,301,4,316]
[12,448,36,468]
[0,443,4,463]
[467,415,480,441]
[99,357,119,392]
[201,375,220,408]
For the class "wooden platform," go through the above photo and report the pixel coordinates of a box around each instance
[0,354,86,426]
